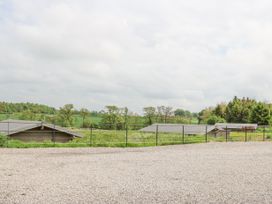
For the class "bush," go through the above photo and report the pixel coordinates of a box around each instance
[207,115,226,125]
[0,134,7,147]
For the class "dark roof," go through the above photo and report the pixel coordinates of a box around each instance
[140,124,217,135]
[0,120,82,137]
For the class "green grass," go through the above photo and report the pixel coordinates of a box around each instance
[2,128,272,148]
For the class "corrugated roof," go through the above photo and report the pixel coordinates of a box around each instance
[0,119,82,137]
[140,124,216,135]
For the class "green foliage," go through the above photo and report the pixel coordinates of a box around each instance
[174,109,192,118]
[198,97,271,125]
[157,106,173,123]
[206,115,226,125]
[100,106,124,130]
[58,104,74,127]
[79,108,90,127]
[0,102,56,114]
[213,103,227,118]
[0,134,7,147]
[198,107,214,124]
[225,97,256,123]
[143,107,156,125]
[251,103,271,125]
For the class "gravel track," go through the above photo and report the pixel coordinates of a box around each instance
[1,142,272,204]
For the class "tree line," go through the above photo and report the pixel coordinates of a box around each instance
[0,97,271,129]
[198,96,272,125]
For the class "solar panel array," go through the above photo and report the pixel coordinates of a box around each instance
[140,124,215,135]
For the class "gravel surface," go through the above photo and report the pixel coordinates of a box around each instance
[1,142,272,204]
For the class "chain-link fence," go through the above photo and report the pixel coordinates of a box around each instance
[0,121,271,148]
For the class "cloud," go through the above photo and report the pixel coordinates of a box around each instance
[0,0,272,113]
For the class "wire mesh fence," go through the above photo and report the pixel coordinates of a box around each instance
[0,121,272,148]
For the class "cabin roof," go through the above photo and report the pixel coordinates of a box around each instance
[0,119,82,137]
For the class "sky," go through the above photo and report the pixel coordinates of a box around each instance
[0,0,272,113]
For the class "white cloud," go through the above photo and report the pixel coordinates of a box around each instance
[0,0,272,113]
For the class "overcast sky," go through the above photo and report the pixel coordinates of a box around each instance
[0,0,272,113]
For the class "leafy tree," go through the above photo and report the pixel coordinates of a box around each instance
[19,110,36,121]
[174,109,192,118]
[80,108,90,127]
[225,97,256,123]
[206,115,226,125]
[213,103,227,119]
[157,106,173,123]
[143,107,156,125]
[58,104,74,127]
[198,107,214,124]
[100,106,123,129]
[251,103,271,125]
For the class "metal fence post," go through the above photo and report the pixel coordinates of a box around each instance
[53,123,56,145]
[225,126,228,142]
[182,125,185,144]
[205,125,208,143]
[89,125,93,147]
[263,126,266,141]
[155,125,158,146]
[245,128,247,142]
[6,121,10,148]
[126,126,128,147]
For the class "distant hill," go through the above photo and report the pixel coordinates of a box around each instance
[0,102,56,114]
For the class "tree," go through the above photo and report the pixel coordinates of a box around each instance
[100,106,123,129]
[213,103,227,119]
[251,103,271,125]
[206,115,226,125]
[225,97,256,123]
[174,109,192,118]
[19,110,36,120]
[58,104,74,127]
[80,108,90,128]
[198,107,214,124]
[157,106,173,123]
[143,107,156,125]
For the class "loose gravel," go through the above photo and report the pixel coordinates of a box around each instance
[1,142,272,204]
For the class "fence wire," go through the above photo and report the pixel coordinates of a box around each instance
[0,121,271,148]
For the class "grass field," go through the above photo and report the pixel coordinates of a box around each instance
[3,128,272,148]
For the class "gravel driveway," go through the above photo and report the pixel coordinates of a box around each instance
[1,142,272,204]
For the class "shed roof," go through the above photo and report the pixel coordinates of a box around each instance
[0,119,82,137]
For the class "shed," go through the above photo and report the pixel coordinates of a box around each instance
[0,120,82,143]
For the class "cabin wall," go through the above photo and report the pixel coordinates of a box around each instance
[9,127,73,143]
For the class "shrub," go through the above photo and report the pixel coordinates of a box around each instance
[207,115,226,125]
[0,134,7,147]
